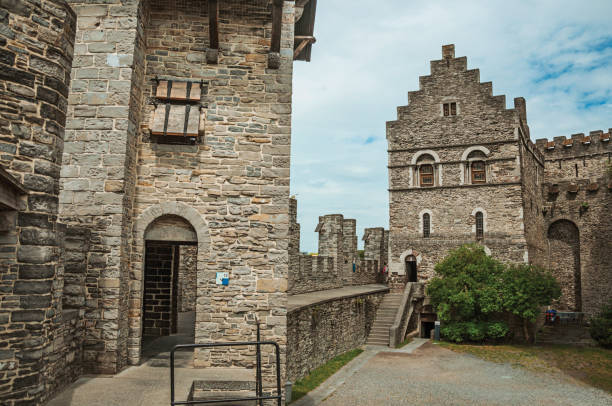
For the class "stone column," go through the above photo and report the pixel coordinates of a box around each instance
[59,0,147,374]
[317,214,345,276]
[342,219,357,284]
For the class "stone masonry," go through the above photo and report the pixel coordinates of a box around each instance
[387,44,611,317]
[0,1,321,404]
[0,0,77,404]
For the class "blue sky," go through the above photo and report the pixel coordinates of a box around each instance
[290,0,612,252]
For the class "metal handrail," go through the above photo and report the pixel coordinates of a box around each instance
[170,337,281,406]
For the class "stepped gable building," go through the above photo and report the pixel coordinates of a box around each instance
[0,0,319,404]
[386,44,611,317]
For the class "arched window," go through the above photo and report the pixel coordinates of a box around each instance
[423,213,430,238]
[420,164,434,187]
[475,211,484,240]
[465,149,488,184]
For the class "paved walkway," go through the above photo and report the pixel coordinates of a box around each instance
[48,311,255,406]
[294,340,612,406]
[288,284,388,313]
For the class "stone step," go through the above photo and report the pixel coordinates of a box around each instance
[366,339,388,345]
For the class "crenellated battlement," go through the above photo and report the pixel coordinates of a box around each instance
[543,176,612,200]
[288,198,385,295]
[535,129,611,159]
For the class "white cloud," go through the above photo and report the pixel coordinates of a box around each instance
[291,0,612,252]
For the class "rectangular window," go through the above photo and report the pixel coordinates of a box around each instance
[420,165,434,186]
[475,212,484,240]
[443,102,457,116]
[471,161,486,184]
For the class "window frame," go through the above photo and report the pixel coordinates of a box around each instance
[442,102,457,117]
[419,164,434,187]
[471,160,486,184]
[475,211,484,240]
[422,213,430,238]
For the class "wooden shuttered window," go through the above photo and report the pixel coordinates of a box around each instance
[471,161,486,183]
[420,164,434,187]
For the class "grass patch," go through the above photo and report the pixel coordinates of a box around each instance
[289,348,364,403]
[438,342,612,393]
[395,336,413,348]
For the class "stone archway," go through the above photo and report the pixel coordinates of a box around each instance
[547,220,581,311]
[129,202,210,365]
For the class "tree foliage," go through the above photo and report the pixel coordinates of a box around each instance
[426,244,561,343]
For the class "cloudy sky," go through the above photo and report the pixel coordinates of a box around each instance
[290,0,612,252]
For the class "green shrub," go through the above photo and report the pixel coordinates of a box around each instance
[486,321,510,340]
[428,244,560,343]
[589,303,612,348]
[440,321,509,343]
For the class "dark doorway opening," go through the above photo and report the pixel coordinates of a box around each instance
[421,321,435,339]
[405,255,417,282]
[142,240,197,363]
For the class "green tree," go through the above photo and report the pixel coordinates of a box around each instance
[427,244,505,323]
[427,244,561,343]
[500,264,561,343]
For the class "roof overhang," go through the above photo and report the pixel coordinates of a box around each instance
[294,0,317,61]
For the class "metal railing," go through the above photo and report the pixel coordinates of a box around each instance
[170,323,281,406]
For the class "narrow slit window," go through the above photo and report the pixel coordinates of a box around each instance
[475,212,484,240]
[420,164,434,187]
[471,161,486,183]
[443,102,457,116]
[423,213,430,238]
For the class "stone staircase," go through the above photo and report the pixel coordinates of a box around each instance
[536,324,597,346]
[366,292,403,346]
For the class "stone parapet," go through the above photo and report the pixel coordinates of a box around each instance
[286,285,388,381]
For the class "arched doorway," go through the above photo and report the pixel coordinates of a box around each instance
[547,220,581,311]
[141,214,198,361]
[405,255,417,282]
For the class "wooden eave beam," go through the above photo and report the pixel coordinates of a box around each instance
[268,0,283,68]
[270,0,283,54]
[293,36,316,60]
[296,0,311,7]
[207,0,219,64]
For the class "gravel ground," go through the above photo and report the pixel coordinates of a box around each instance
[319,342,612,406]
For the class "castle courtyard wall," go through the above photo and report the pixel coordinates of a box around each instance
[0,0,77,403]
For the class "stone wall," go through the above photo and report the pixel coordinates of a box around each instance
[178,245,197,312]
[126,1,296,376]
[534,132,612,317]
[54,0,299,384]
[286,290,385,382]
[0,0,76,404]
